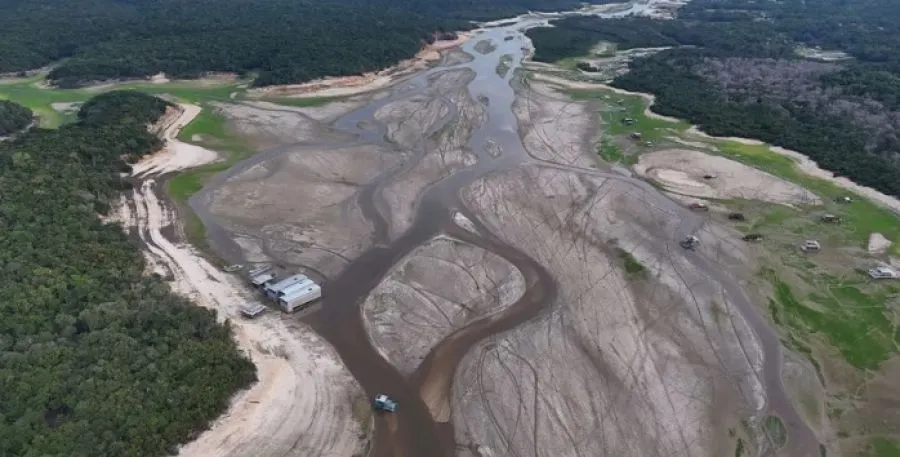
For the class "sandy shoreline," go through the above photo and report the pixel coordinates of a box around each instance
[530,72,900,214]
[248,33,472,99]
[105,102,369,457]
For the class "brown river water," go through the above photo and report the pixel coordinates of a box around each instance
[189,7,820,457]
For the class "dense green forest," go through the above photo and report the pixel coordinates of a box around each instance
[527,0,900,198]
[0,100,33,135]
[0,0,581,87]
[0,91,256,456]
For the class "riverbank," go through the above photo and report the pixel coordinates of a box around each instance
[530,71,900,217]
[107,99,371,457]
[247,32,472,99]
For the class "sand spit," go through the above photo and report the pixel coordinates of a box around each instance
[362,236,525,378]
[132,103,219,177]
[249,33,471,99]
[635,149,821,206]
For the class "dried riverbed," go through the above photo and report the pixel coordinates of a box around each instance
[184,7,821,457]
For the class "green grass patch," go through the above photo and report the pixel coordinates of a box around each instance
[597,138,637,165]
[567,88,689,141]
[763,415,788,449]
[714,140,900,253]
[764,269,898,369]
[165,105,251,252]
[735,438,745,457]
[872,438,900,457]
[554,56,582,70]
[616,248,646,277]
[260,96,342,108]
[0,76,244,128]
[568,85,900,254]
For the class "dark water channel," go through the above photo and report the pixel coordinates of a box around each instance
[189,7,820,457]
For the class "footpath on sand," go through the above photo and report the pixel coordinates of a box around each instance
[108,103,368,457]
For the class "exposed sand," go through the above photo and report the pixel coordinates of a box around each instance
[50,101,81,113]
[150,72,171,84]
[635,149,821,206]
[868,233,893,255]
[132,103,220,176]
[456,164,764,457]
[208,142,399,278]
[115,144,367,457]
[529,72,682,123]
[542,73,900,215]
[515,79,597,168]
[363,236,525,380]
[249,33,472,99]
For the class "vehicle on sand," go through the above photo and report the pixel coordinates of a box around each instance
[680,235,700,250]
[688,202,709,211]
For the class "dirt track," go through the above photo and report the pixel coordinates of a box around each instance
[117,105,368,457]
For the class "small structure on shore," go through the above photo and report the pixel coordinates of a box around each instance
[250,271,276,288]
[868,266,898,280]
[800,240,821,252]
[263,273,323,312]
[820,213,841,224]
[240,303,267,319]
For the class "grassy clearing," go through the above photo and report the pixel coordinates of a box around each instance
[872,438,900,457]
[167,107,249,203]
[597,138,637,165]
[0,76,244,128]
[764,269,900,370]
[763,415,788,449]
[568,84,900,255]
[714,141,900,253]
[567,88,689,141]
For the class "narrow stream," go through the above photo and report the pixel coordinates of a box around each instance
[189,4,820,456]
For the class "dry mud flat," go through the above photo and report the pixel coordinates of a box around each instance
[377,68,483,236]
[635,149,822,206]
[207,142,398,278]
[363,236,525,375]
[514,79,598,168]
[454,164,765,457]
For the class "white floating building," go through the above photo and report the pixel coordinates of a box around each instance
[262,273,323,312]
[278,282,323,313]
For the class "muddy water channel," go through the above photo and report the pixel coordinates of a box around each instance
[190,9,820,457]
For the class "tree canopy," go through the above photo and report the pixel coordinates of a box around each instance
[527,0,900,198]
[0,91,256,457]
[0,0,582,88]
[0,100,33,136]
